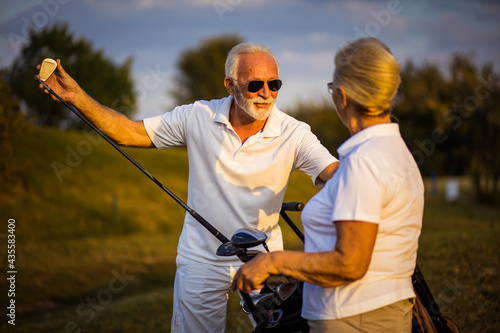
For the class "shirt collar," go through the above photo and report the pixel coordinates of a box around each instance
[261,104,281,138]
[214,96,282,138]
[337,123,401,159]
[214,96,233,125]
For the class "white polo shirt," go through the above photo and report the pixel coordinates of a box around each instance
[301,123,424,320]
[143,96,337,264]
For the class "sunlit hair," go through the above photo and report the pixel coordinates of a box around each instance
[225,42,280,79]
[333,37,401,117]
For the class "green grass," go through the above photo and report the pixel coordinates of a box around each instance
[1,127,499,332]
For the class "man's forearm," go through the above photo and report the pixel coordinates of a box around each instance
[73,89,153,147]
[318,161,340,184]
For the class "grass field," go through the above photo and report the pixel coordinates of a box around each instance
[1,127,499,332]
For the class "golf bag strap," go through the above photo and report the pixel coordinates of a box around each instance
[412,294,439,333]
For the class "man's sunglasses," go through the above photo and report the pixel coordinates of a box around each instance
[235,79,283,93]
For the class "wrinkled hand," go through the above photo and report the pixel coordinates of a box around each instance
[231,252,275,293]
[35,59,80,104]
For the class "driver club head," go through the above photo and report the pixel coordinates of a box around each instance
[231,227,268,248]
[216,242,242,257]
[39,58,57,82]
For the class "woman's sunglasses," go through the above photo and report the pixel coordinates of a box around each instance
[235,79,283,93]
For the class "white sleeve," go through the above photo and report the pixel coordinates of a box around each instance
[143,105,190,149]
[329,155,383,224]
[295,125,338,187]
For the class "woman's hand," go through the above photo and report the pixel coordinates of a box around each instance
[231,252,277,293]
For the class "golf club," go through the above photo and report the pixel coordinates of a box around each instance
[241,293,283,328]
[279,201,305,242]
[268,279,298,306]
[39,58,57,82]
[38,58,231,246]
[231,227,270,252]
[217,227,270,266]
[215,242,263,264]
[216,242,242,256]
[241,293,275,314]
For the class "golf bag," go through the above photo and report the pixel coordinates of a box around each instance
[411,265,460,333]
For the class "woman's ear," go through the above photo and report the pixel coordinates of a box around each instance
[338,87,348,109]
[333,86,348,110]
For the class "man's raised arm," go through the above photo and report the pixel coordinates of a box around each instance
[36,59,154,148]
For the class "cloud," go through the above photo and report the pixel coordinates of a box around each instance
[1,0,499,117]
[78,0,188,17]
[0,0,38,25]
[307,32,330,43]
[343,0,377,12]
[281,49,332,67]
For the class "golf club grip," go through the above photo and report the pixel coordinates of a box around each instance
[41,81,230,245]
[281,201,304,212]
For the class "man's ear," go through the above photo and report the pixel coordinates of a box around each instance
[224,77,235,96]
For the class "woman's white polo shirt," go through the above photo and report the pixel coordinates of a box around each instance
[301,123,424,320]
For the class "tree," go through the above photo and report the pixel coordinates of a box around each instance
[7,23,136,128]
[284,99,350,157]
[394,61,450,175]
[285,55,500,204]
[0,70,32,184]
[437,54,500,204]
[169,34,244,106]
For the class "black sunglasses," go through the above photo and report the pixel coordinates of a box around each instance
[235,79,283,93]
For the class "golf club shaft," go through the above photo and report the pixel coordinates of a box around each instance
[41,81,230,244]
[279,209,304,242]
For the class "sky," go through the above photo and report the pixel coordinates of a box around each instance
[1,0,499,120]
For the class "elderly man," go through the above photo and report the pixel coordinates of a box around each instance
[37,42,339,332]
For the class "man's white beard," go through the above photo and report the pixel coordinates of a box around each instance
[234,86,275,121]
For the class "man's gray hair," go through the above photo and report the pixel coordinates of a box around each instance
[225,42,280,79]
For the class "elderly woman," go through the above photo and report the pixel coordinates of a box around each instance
[231,37,424,333]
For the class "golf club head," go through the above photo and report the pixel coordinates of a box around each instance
[240,292,275,314]
[240,293,284,328]
[239,249,261,263]
[231,227,268,248]
[39,58,57,81]
[274,280,298,304]
[216,242,242,257]
[264,308,283,328]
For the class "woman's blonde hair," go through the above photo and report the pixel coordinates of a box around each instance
[333,38,401,117]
